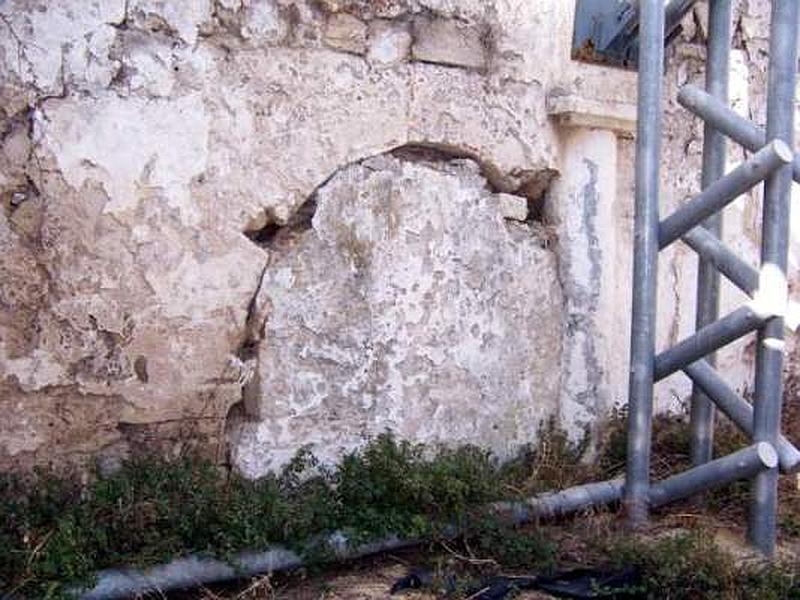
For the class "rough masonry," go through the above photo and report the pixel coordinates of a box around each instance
[0,0,796,476]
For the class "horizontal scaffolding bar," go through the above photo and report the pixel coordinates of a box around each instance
[684,360,800,473]
[659,141,793,248]
[654,305,768,381]
[682,228,758,294]
[678,84,800,185]
[649,442,777,507]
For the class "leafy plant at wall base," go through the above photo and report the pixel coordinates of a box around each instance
[0,433,512,597]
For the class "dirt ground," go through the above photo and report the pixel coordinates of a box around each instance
[194,550,556,599]
[186,512,799,600]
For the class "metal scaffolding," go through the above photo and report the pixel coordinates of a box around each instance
[627,0,800,556]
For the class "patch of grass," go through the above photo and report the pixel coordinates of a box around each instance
[605,530,798,600]
[467,517,557,571]
[0,432,531,598]
[6,412,800,600]
[498,416,591,496]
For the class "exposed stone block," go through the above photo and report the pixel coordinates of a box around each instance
[367,20,412,65]
[411,16,488,70]
[498,193,528,222]
[241,1,288,44]
[324,13,368,54]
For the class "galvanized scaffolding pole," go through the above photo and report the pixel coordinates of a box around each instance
[685,360,800,474]
[748,0,799,556]
[682,227,759,294]
[659,141,791,249]
[625,0,663,528]
[690,0,732,471]
[654,306,772,381]
[678,85,800,185]
[650,443,778,508]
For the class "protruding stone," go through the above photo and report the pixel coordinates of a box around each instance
[498,193,528,222]
[411,16,488,70]
[129,0,212,45]
[241,1,288,44]
[367,20,412,65]
[324,13,368,54]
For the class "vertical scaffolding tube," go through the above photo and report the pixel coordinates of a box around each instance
[625,0,664,528]
[748,0,799,556]
[690,0,732,471]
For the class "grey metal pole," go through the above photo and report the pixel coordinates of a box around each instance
[678,84,800,185]
[76,479,627,600]
[654,305,770,381]
[683,228,759,295]
[689,0,732,474]
[749,0,799,557]
[681,230,800,334]
[625,0,664,530]
[665,0,701,27]
[494,478,625,522]
[684,360,800,473]
[649,442,778,508]
[660,141,792,248]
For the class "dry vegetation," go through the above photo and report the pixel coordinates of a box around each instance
[5,376,800,599]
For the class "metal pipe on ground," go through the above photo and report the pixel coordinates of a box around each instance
[75,536,418,600]
[654,305,770,382]
[70,437,781,600]
[649,442,778,508]
[749,0,799,557]
[625,0,664,531]
[659,141,792,249]
[71,443,778,600]
[74,479,626,600]
[684,360,800,473]
[493,478,625,522]
[677,84,800,185]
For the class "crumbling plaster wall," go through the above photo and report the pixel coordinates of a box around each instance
[0,0,793,475]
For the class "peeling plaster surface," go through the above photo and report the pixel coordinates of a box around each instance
[0,0,793,474]
[40,93,210,225]
[232,156,562,476]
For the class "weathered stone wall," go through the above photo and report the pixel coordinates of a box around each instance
[232,154,562,476]
[0,0,795,476]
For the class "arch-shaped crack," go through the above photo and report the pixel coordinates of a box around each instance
[226,144,561,476]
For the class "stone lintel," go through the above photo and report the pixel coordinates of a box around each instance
[547,94,636,137]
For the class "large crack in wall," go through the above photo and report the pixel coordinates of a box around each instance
[228,147,563,477]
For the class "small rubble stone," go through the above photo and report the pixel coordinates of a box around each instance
[241,1,288,44]
[411,16,487,69]
[367,20,412,65]
[324,13,368,54]
[498,193,528,222]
